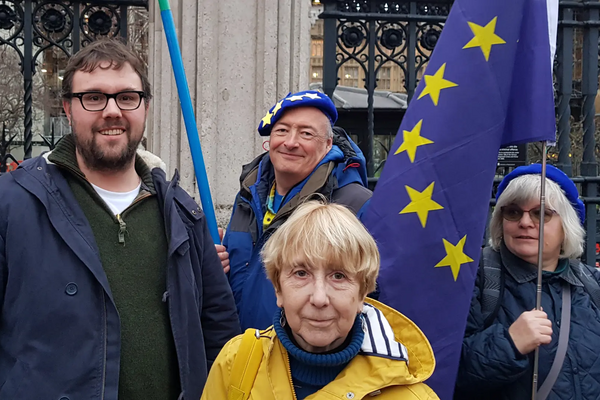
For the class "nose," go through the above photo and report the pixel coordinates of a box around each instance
[518,211,536,228]
[283,129,300,148]
[102,98,122,118]
[310,279,330,308]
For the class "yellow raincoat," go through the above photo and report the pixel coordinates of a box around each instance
[201,299,438,400]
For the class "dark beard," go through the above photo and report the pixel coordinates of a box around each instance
[72,126,141,173]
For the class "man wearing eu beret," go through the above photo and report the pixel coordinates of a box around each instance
[216,90,372,330]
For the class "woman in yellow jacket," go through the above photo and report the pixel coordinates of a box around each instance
[202,201,438,400]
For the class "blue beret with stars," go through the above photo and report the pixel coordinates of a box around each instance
[257,90,338,136]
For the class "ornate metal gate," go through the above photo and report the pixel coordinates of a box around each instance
[0,0,147,173]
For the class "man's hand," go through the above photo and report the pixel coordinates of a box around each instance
[215,228,230,274]
[508,309,553,355]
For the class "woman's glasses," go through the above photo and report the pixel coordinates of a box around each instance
[500,205,557,223]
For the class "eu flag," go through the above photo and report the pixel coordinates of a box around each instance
[362,0,558,398]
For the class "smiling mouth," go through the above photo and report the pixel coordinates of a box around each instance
[99,129,125,136]
[516,236,537,240]
[279,152,302,157]
[307,318,333,325]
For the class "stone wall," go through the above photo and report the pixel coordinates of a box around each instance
[147,0,310,226]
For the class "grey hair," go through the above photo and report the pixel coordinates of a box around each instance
[326,121,334,139]
[489,174,585,259]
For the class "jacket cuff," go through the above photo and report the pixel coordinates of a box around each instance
[503,326,527,360]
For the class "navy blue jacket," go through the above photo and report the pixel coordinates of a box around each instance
[455,245,600,400]
[224,130,372,330]
[0,155,240,399]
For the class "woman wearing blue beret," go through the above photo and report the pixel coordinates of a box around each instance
[455,164,600,400]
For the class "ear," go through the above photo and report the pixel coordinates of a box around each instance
[326,136,333,152]
[275,289,284,309]
[358,294,367,314]
[62,99,72,125]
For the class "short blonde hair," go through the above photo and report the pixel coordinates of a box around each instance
[489,174,585,259]
[261,201,379,297]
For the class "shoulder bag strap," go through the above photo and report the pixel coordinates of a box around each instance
[228,328,264,400]
[537,283,571,400]
[571,261,600,310]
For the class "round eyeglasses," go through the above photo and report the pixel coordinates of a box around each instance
[500,205,557,224]
[67,91,146,112]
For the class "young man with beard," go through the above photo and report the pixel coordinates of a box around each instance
[0,39,240,399]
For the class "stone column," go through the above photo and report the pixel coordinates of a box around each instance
[147,0,310,226]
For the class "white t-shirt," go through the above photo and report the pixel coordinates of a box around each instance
[91,181,142,215]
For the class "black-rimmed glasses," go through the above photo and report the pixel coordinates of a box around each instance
[67,91,146,112]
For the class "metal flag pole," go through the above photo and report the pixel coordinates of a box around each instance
[157,0,220,244]
[531,141,549,400]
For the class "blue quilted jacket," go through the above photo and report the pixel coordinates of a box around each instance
[455,245,600,400]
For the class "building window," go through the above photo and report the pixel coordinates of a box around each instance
[378,67,391,90]
[311,40,323,57]
[311,66,322,83]
[342,66,359,88]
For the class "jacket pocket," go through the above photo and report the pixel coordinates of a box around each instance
[0,359,28,399]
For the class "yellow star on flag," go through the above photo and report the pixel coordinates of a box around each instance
[417,63,458,106]
[271,100,283,116]
[435,236,474,281]
[394,120,434,163]
[261,111,274,127]
[463,17,506,61]
[399,182,444,228]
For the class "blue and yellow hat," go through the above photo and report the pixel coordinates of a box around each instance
[257,90,338,136]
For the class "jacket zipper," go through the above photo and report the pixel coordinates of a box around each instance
[282,350,298,400]
[115,192,151,244]
[116,214,127,244]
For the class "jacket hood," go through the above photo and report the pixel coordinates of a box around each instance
[330,126,368,188]
[360,298,436,384]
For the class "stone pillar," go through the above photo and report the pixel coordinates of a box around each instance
[147,0,310,226]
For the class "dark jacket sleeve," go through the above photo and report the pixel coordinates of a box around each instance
[455,269,529,394]
[0,183,7,306]
[0,224,5,305]
[197,216,241,368]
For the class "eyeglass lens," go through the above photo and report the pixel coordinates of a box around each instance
[81,92,142,111]
[501,206,554,223]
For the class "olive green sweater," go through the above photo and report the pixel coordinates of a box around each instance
[48,135,180,399]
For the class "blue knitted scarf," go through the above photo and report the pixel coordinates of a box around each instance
[273,309,364,399]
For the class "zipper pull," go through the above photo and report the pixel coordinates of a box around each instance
[117,214,127,244]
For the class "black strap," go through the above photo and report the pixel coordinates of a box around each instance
[479,247,506,329]
[570,261,600,310]
[330,182,371,215]
[537,283,571,400]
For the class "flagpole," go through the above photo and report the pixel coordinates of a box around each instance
[532,141,548,400]
[156,0,220,244]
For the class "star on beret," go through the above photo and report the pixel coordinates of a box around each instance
[303,92,321,100]
[261,111,274,127]
[272,100,283,116]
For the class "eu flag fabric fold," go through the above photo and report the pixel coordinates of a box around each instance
[362,0,557,398]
